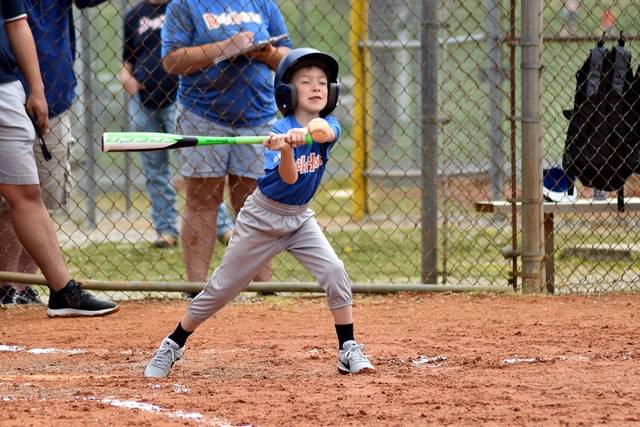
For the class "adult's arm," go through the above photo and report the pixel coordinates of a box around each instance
[120,62,142,96]
[6,18,48,133]
[120,9,140,95]
[162,32,254,76]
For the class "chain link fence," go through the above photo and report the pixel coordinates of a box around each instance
[3,0,640,299]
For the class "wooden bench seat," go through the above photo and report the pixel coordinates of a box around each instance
[474,197,640,292]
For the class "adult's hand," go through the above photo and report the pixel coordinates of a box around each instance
[246,44,290,70]
[26,90,49,136]
[123,78,143,96]
[120,63,143,96]
[245,43,275,63]
[163,31,254,75]
[221,31,255,59]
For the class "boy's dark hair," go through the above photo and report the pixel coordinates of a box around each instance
[274,48,339,117]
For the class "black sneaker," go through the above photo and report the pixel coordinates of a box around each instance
[1,285,15,305]
[47,280,119,317]
[15,287,43,305]
[183,292,199,300]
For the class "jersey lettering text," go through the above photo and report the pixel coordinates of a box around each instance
[296,153,323,174]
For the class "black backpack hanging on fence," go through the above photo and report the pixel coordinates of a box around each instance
[562,33,639,211]
[630,62,640,171]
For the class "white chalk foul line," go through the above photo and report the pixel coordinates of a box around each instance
[0,344,84,355]
[502,355,590,365]
[99,397,240,426]
[411,355,448,367]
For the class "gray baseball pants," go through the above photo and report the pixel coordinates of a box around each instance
[188,189,353,323]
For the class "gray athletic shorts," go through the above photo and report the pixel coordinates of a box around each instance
[0,109,73,212]
[176,105,269,179]
[0,80,38,186]
[188,189,353,323]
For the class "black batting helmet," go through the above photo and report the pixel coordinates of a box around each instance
[274,48,339,117]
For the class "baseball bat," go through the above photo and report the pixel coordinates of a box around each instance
[101,132,312,152]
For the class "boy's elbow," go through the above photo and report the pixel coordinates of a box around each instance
[283,175,298,184]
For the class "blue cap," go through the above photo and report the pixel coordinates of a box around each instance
[543,167,577,202]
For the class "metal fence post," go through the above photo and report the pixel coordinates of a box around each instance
[118,0,133,211]
[520,0,545,293]
[350,0,368,220]
[485,0,505,200]
[421,0,439,284]
[368,0,399,149]
[79,8,97,229]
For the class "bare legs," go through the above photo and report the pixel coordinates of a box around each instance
[0,184,69,291]
[181,177,224,282]
[0,209,37,291]
[330,305,353,325]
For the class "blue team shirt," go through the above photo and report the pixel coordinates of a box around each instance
[161,0,292,127]
[20,0,108,117]
[0,0,27,84]
[258,115,341,205]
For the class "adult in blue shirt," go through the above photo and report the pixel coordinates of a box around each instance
[0,0,109,304]
[161,0,292,284]
[121,0,236,249]
[0,0,118,317]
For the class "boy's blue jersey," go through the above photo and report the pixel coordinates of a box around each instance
[161,0,292,127]
[258,115,341,205]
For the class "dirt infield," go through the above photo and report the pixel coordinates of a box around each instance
[1,292,639,426]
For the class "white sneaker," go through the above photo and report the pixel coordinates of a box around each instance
[144,337,184,378]
[337,340,374,374]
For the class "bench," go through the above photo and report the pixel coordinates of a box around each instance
[475,197,640,292]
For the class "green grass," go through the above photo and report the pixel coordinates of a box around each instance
[75,174,640,292]
[63,222,512,285]
[62,209,640,293]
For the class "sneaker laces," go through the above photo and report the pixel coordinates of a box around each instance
[344,343,368,363]
[63,284,93,306]
[150,345,181,370]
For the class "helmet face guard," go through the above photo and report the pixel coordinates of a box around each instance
[274,48,339,117]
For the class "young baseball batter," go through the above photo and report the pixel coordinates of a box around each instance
[144,48,374,378]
